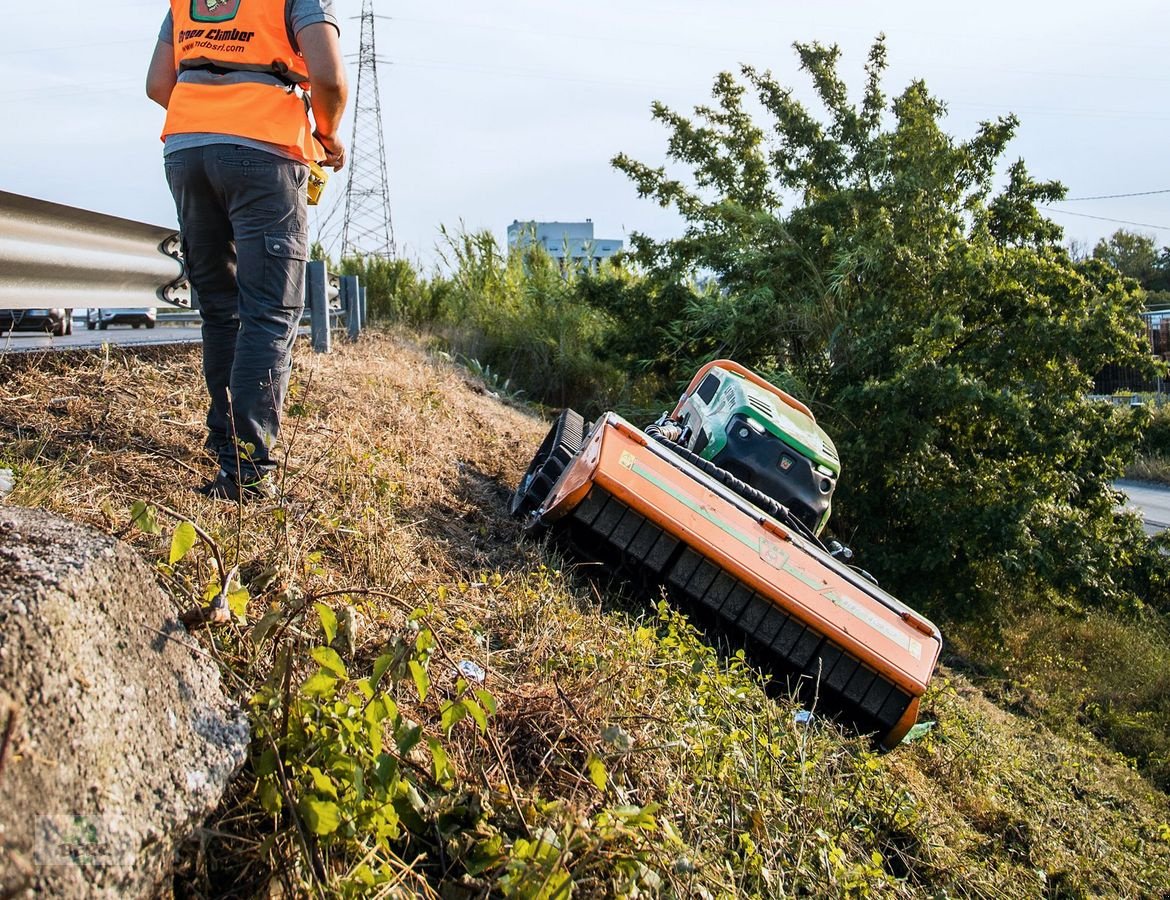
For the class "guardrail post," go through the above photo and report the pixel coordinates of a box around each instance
[360,284,368,327]
[342,275,361,341]
[307,260,330,354]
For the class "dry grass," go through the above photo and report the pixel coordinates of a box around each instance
[1127,452,1170,485]
[2,332,1169,898]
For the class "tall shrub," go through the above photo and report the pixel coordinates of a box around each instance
[434,226,625,411]
[337,255,448,325]
[614,38,1167,617]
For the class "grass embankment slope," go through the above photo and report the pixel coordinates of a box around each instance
[2,334,1168,898]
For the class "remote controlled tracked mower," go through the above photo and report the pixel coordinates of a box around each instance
[510,360,942,749]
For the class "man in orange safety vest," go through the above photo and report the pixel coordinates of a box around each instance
[146,0,347,515]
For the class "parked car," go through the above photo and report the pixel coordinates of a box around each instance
[0,308,73,336]
[86,308,157,330]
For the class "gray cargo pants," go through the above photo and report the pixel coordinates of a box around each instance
[164,144,308,483]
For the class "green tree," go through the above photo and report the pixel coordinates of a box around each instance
[1092,229,1158,285]
[613,38,1167,618]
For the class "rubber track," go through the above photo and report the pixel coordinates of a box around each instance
[510,409,585,518]
[560,485,912,738]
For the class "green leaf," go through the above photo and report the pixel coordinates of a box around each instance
[396,722,422,756]
[474,688,498,716]
[440,699,467,734]
[302,671,339,698]
[428,737,455,788]
[364,696,390,723]
[250,605,284,647]
[308,765,337,800]
[353,765,366,803]
[374,752,397,789]
[376,804,402,841]
[316,602,338,644]
[586,754,608,792]
[463,697,488,734]
[352,864,376,886]
[168,521,197,565]
[226,587,250,621]
[465,833,505,877]
[129,500,161,535]
[311,646,348,679]
[300,797,341,835]
[367,710,384,757]
[372,652,394,687]
[254,747,278,778]
[259,780,283,814]
[394,785,426,833]
[408,660,429,701]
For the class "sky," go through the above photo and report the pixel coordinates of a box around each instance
[5,1,1170,269]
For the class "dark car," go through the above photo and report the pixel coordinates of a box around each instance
[86,308,157,330]
[0,308,73,336]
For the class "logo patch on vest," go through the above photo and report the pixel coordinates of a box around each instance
[191,0,241,23]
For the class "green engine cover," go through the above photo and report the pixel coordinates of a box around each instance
[676,366,839,533]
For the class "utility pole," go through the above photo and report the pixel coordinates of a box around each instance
[341,0,395,259]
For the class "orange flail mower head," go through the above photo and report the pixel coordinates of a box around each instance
[511,364,941,750]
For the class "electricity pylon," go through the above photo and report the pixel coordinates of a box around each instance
[341,0,395,259]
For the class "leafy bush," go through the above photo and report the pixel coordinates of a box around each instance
[426,226,628,413]
[612,38,1169,619]
[337,254,450,326]
[1140,402,1170,457]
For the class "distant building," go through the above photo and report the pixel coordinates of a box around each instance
[506,219,623,270]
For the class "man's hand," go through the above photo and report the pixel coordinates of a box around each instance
[314,131,346,171]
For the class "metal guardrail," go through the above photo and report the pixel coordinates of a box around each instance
[0,190,189,310]
[0,191,363,353]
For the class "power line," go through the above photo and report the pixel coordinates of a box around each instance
[1043,205,1170,229]
[1054,188,1170,202]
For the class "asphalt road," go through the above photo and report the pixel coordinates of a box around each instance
[0,318,203,353]
[1115,480,1170,536]
[0,314,318,354]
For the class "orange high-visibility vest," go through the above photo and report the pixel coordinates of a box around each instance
[162,0,324,163]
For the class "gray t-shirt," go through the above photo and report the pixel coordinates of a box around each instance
[159,0,338,161]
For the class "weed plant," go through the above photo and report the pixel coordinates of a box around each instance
[1127,451,1170,484]
[429,226,627,413]
[951,610,1170,793]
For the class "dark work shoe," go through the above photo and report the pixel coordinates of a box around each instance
[195,469,278,503]
[203,434,232,463]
